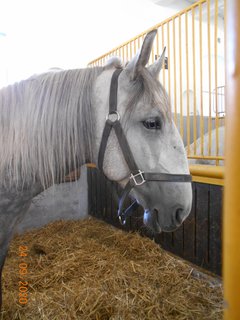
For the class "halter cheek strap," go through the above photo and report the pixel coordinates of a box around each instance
[98,69,139,173]
[98,69,192,225]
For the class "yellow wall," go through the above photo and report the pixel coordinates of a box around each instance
[224,0,240,318]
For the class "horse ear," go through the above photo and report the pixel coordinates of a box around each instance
[148,46,166,79]
[126,29,157,80]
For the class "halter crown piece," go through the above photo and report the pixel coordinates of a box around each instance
[98,69,192,225]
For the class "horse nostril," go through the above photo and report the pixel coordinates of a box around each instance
[175,208,184,225]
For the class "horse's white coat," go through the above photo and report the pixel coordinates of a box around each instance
[0,30,192,307]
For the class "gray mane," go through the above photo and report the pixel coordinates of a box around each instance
[0,62,170,189]
[0,67,103,188]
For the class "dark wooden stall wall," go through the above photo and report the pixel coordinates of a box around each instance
[87,168,223,276]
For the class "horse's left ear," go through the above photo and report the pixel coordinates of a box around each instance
[148,47,166,79]
[126,29,157,80]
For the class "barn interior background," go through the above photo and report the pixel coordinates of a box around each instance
[9,0,224,279]
[0,0,228,318]
[13,0,224,277]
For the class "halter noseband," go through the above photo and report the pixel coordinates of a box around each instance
[98,69,192,225]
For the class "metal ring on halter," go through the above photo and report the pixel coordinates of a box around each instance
[106,111,120,122]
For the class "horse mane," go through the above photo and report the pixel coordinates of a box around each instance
[0,61,170,189]
[0,67,103,188]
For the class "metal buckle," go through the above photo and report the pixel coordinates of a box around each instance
[130,170,146,186]
[106,111,120,122]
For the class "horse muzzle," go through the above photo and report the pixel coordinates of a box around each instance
[143,205,190,234]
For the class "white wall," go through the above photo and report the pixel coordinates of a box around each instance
[0,0,175,88]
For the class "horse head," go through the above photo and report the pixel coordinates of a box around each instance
[93,30,192,233]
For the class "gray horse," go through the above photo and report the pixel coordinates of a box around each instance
[0,30,192,308]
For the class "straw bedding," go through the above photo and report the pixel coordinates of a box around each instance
[1,217,223,320]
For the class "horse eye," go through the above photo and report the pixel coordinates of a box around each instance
[143,118,162,130]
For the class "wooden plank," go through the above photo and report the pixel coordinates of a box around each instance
[123,196,132,232]
[172,224,184,256]
[111,181,119,227]
[155,217,173,251]
[183,182,196,263]
[87,168,92,215]
[105,178,113,223]
[99,171,106,220]
[163,231,174,252]
[115,183,132,231]
[89,168,97,217]
[97,170,102,219]
[135,205,144,233]
[95,169,102,219]
[209,184,223,276]
[195,183,209,269]
[93,169,98,218]
[109,181,114,224]
[104,174,109,221]
[154,231,165,248]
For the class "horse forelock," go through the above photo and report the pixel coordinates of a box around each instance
[124,67,171,122]
[0,66,104,188]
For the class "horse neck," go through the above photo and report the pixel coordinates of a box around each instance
[0,67,104,190]
[53,67,106,183]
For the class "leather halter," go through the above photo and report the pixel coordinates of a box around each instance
[98,69,192,225]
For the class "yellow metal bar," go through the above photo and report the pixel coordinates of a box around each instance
[121,46,125,63]
[185,12,190,155]
[207,0,212,155]
[192,8,197,154]
[179,15,183,138]
[126,44,129,62]
[162,25,165,87]
[188,155,224,160]
[189,164,224,178]
[86,163,97,168]
[130,41,133,60]
[199,3,204,156]
[173,19,177,125]
[214,0,219,165]
[191,175,224,186]
[138,37,140,50]
[151,39,154,64]
[224,0,240,318]
[133,39,137,55]
[167,22,171,104]
[189,164,224,186]
[156,30,159,58]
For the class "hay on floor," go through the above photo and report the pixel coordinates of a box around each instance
[1,218,223,320]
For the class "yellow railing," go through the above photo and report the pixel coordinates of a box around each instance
[88,0,225,184]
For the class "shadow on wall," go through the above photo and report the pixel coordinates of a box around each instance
[15,166,89,234]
